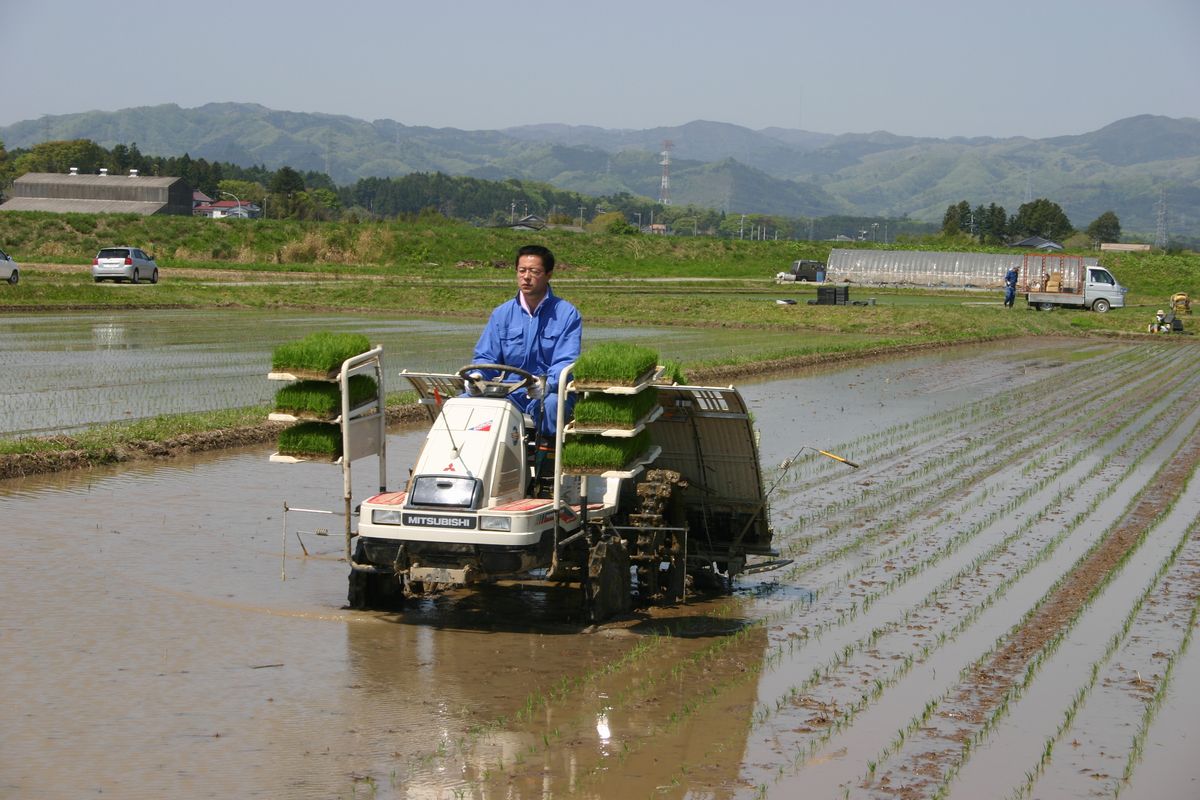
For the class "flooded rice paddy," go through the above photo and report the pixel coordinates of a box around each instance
[0,310,879,437]
[2,335,1199,799]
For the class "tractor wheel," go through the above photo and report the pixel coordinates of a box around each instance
[347,540,404,610]
[586,534,631,622]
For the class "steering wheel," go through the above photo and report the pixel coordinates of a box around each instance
[457,363,537,398]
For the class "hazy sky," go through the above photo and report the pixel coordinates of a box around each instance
[3,0,1197,139]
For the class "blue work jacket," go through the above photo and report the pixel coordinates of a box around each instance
[473,287,582,433]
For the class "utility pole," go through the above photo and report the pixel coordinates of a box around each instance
[739,214,745,239]
[578,205,584,228]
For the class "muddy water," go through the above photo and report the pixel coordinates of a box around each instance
[2,338,1195,799]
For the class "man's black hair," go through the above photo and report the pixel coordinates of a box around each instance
[516,244,555,272]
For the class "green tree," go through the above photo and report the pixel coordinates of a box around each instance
[13,139,108,175]
[1085,211,1121,243]
[217,179,266,205]
[586,211,624,233]
[0,138,11,189]
[1010,198,1074,241]
[269,166,306,195]
[941,201,969,236]
[982,203,1008,245]
[606,218,640,235]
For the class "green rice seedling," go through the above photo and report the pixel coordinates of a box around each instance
[660,359,689,385]
[277,421,342,458]
[572,342,658,386]
[271,331,372,376]
[571,389,658,429]
[562,430,651,472]
[273,375,378,418]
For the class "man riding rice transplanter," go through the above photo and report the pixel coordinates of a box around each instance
[468,244,582,438]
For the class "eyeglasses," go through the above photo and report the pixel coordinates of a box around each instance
[516,268,545,277]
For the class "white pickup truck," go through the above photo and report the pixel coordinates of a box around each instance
[1020,254,1128,313]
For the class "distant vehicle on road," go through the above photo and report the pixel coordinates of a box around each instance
[1019,254,1126,313]
[0,249,18,285]
[775,259,825,283]
[92,247,159,284]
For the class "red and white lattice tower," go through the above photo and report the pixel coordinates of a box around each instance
[658,139,673,205]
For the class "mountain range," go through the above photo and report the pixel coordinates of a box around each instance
[2,104,1198,238]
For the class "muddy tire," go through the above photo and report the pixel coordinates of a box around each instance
[586,534,631,622]
[347,540,404,610]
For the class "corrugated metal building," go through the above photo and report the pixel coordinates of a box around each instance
[825,249,1098,289]
[0,170,193,216]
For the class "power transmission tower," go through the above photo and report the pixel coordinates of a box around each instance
[1154,187,1168,250]
[658,140,673,206]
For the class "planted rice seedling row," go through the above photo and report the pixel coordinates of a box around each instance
[854,391,1200,798]
[720,350,1200,786]
[771,346,1188,572]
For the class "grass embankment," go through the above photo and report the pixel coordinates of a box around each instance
[4,209,1196,298]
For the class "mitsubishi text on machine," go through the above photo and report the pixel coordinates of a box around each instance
[403,513,477,529]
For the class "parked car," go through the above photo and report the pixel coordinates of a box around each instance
[92,246,159,284]
[0,249,18,285]
[775,259,825,283]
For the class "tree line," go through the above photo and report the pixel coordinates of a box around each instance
[2,137,1017,243]
[941,198,1122,246]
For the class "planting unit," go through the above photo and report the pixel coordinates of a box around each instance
[270,343,387,562]
[346,350,790,621]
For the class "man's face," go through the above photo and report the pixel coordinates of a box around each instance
[516,254,550,302]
